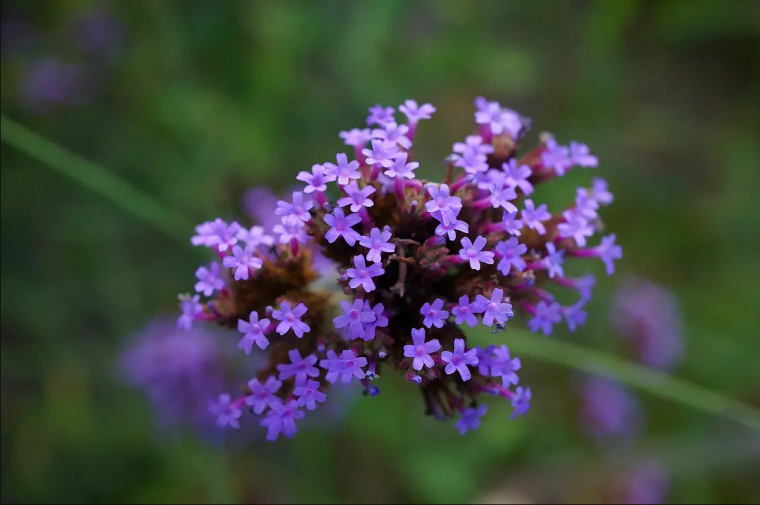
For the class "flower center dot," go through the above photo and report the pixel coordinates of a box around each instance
[349,309,359,320]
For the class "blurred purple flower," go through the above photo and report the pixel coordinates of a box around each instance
[620,461,670,504]
[18,58,89,113]
[580,376,641,441]
[71,6,126,60]
[242,187,281,231]
[120,318,225,428]
[611,277,683,371]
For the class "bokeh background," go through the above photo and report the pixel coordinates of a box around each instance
[2,1,760,503]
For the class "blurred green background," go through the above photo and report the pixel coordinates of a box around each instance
[2,0,760,503]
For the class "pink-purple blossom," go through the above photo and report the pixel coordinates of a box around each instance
[420,298,450,328]
[346,255,385,292]
[237,311,270,353]
[441,338,479,381]
[458,235,495,270]
[403,328,441,370]
[272,301,310,337]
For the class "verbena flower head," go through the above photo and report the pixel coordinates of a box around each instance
[172,98,620,440]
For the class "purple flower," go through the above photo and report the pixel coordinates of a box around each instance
[454,151,489,175]
[323,207,362,246]
[476,345,496,376]
[425,184,462,225]
[72,7,126,60]
[273,218,309,245]
[177,294,203,330]
[521,199,551,235]
[591,177,614,205]
[363,301,389,340]
[528,301,563,335]
[337,182,376,212]
[541,137,573,176]
[319,350,341,383]
[403,328,442,370]
[570,141,598,168]
[399,100,436,124]
[502,211,523,236]
[453,135,494,157]
[293,379,327,410]
[276,349,319,383]
[502,159,534,195]
[245,376,282,414]
[222,245,262,281]
[329,350,368,383]
[420,298,450,329]
[441,338,479,381]
[575,188,600,219]
[491,345,521,387]
[260,399,305,441]
[362,139,399,168]
[510,387,532,419]
[597,234,623,275]
[121,319,223,428]
[495,237,527,276]
[359,227,395,262]
[455,404,488,435]
[207,219,241,252]
[366,104,395,126]
[272,302,310,337]
[333,299,377,340]
[18,59,88,113]
[194,262,225,296]
[543,243,565,279]
[324,153,361,185]
[384,152,419,179]
[191,221,214,246]
[475,288,513,327]
[276,191,313,223]
[576,274,597,301]
[237,311,271,353]
[242,187,280,231]
[236,225,274,248]
[474,100,508,134]
[208,394,242,429]
[339,128,373,148]
[558,210,594,247]
[489,185,519,213]
[611,278,683,370]
[435,218,469,240]
[372,122,411,149]
[346,255,385,292]
[452,295,480,327]
[459,236,495,270]
[622,461,670,505]
[564,302,588,332]
[297,164,336,194]
[580,377,640,440]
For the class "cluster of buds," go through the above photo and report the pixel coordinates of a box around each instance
[176,98,622,441]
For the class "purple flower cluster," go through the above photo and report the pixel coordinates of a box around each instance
[171,98,621,440]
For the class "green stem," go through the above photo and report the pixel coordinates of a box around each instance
[1,116,193,244]
[472,329,760,431]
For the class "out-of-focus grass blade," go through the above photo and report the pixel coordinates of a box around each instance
[1,116,193,244]
[472,329,760,431]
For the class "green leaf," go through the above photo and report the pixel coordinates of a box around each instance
[469,328,760,431]
[1,116,193,244]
